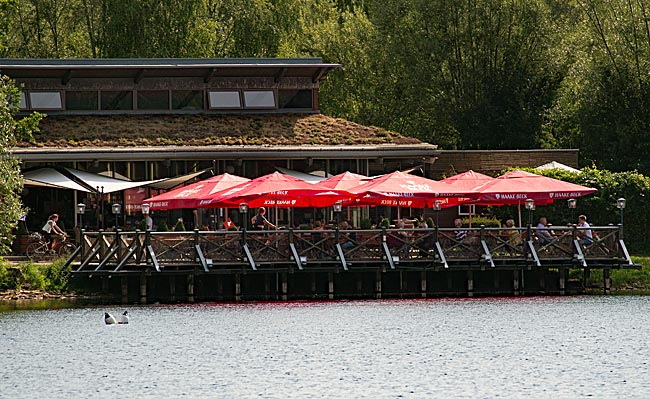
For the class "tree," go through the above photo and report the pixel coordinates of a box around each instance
[0,76,42,255]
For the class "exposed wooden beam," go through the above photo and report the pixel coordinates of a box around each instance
[134,69,146,84]
[62,70,73,85]
[311,67,333,83]
[274,67,288,83]
[204,67,217,83]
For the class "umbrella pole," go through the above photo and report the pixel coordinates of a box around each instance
[518,202,522,227]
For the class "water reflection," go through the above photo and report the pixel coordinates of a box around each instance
[1,297,649,398]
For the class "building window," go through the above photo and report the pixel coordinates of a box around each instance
[137,90,170,110]
[101,91,133,110]
[457,204,476,216]
[29,91,63,110]
[172,90,203,110]
[243,90,275,108]
[66,91,99,110]
[208,91,241,109]
[279,89,312,109]
[20,92,27,109]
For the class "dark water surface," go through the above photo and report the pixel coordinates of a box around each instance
[1,296,649,398]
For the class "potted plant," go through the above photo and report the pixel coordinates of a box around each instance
[174,219,186,232]
[157,221,169,232]
[11,221,30,255]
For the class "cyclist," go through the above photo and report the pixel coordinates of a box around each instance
[41,214,66,252]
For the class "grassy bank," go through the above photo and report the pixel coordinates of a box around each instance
[0,258,70,294]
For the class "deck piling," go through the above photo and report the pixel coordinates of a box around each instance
[187,274,194,303]
[467,270,474,298]
[139,273,147,304]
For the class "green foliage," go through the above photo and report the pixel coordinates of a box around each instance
[379,217,390,229]
[20,263,45,290]
[157,221,169,232]
[174,220,186,232]
[360,218,372,229]
[0,262,19,290]
[462,216,501,228]
[0,76,42,254]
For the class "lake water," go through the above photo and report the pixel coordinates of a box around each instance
[1,296,649,399]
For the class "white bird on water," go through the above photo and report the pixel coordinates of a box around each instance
[104,312,117,325]
[117,311,129,324]
[104,311,129,325]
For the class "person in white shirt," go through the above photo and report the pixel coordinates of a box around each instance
[41,213,66,251]
[577,214,593,245]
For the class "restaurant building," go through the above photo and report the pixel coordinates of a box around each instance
[3,58,578,231]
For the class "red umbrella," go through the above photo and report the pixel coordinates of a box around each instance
[142,173,250,210]
[315,171,371,191]
[473,169,596,205]
[441,170,494,191]
[198,171,351,208]
[348,171,478,208]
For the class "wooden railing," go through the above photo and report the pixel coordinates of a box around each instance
[66,225,637,274]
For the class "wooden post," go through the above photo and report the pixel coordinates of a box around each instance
[265,273,271,300]
[559,269,566,295]
[235,273,241,302]
[603,268,611,295]
[513,270,520,296]
[539,270,546,293]
[139,273,147,305]
[467,270,474,298]
[400,271,405,297]
[169,275,176,302]
[187,274,194,303]
[100,275,109,296]
[311,272,317,298]
[356,274,363,296]
[583,268,591,292]
[281,272,288,301]
[375,270,382,299]
[217,277,223,301]
[121,275,128,304]
[420,271,427,298]
[328,272,334,300]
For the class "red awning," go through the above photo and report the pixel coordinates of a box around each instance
[197,172,352,208]
[473,170,596,205]
[441,170,495,191]
[142,173,250,210]
[348,171,478,208]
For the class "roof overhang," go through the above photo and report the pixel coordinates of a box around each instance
[0,58,340,82]
[12,144,439,162]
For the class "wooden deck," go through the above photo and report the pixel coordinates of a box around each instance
[64,225,637,303]
[67,225,636,274]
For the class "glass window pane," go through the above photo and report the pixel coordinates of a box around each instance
[172,90,203,110]
[208,91,241,108]
[243,90,275,108]
[29,92,63,109]
[279,89,313,109]
[137,90,169,110]
[66,91,98,110]
[101,91,133,110]
[20,92,27,109]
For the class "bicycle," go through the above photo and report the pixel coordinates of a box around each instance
[25,233,77,262]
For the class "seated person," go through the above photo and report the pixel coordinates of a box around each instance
[387,219,410,254]
[536,216,554,244]
[504,219,521,247]
[577,214,593,245]
[338,221,355,249]
[453,217,467,241]
[251,207,277,230]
